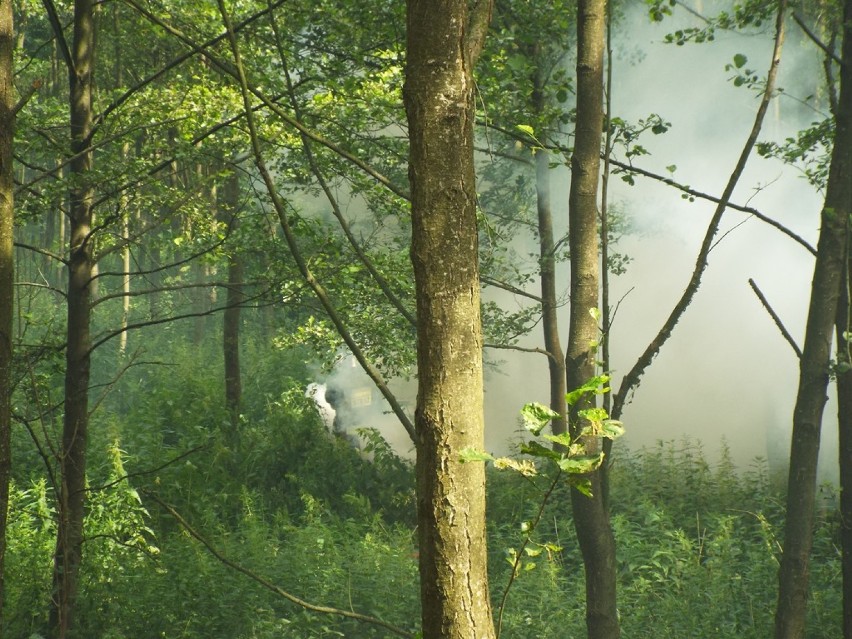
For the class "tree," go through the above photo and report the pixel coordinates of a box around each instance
[46,0,97,635]
[0,0,13,628]
[775,0,852,635]
[564,2,619,638]
[221,167,243,444]
[835,239,852,639]
[404,0,496,636]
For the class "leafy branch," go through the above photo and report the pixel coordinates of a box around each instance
[460,375,625,638]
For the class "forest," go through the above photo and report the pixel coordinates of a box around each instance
[0,0,849,638]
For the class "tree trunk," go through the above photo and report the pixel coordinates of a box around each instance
[119,144,131,356]
[566,2,619,638]
[221,170,243,444]
[835,269,852,639]
[0,0,13,627]
[404,0,495,636]
[774,1,852,636]
[50,1,96,636]
[533,60,567,437]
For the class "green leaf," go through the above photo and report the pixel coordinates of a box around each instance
[459,447,494,463]
[565,375,610,406]
[520,402,560,435]
[506,548,518,567]
[578,407,608,423]
[557,452,605,474]
[733,53,747,68]
[571,477,594,497]
[520,440,562,461]
[601,420,625,440]
[516,124,535,137]
[543,432,574,448]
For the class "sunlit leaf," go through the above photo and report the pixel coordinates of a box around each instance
[516,124,535,137]
[543,431,573,448]
[557,452,604,474]
[520,440,562,461]
[521,402,559,435]
[601,420,625,439]
[565,375,610,406]
[493,457,538,477]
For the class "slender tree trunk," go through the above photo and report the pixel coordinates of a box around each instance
[193,164,213,345]
[774,2,852,637]
[404,0,495,637]
[119,144,131,356]
[221,170,242,443]
[0,0,14,628]
[566,2,619,638]
[50,2,96,637]
[532,59,567,437]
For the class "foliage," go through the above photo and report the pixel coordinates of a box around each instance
[5,367,843,639]
[485,439,840,639]
[757,118,834,191]
[3,0,848,637]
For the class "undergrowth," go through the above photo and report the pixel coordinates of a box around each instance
[5,347,842,638]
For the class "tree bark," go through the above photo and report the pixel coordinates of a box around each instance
[0,0,13,628]
[532,58,567,438]
[774,1,852,637]
[221,169,243,444]
[566,1,619,638]
[50,1,96,637]
[404,0,495,637]
[835,268,852,639]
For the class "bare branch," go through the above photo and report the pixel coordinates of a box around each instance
[612,0,789,419]
[85,444,208,493]
[793,11,842,66]
[483,342,556,361]
[13,78,42,115]
[40,0,73,73]
[14,241,69,265]
[481,275,543,302]
[88,289,268,354]
[607,158,816,256]
[145,492,414,639]
[748,277,802,358]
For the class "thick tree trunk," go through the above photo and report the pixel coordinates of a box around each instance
[404,1,495,637]
[835,271,852,639]
[50,1,96,637]
[566,2,619,638]
[774,2,852,637]
[0,0,13,627]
